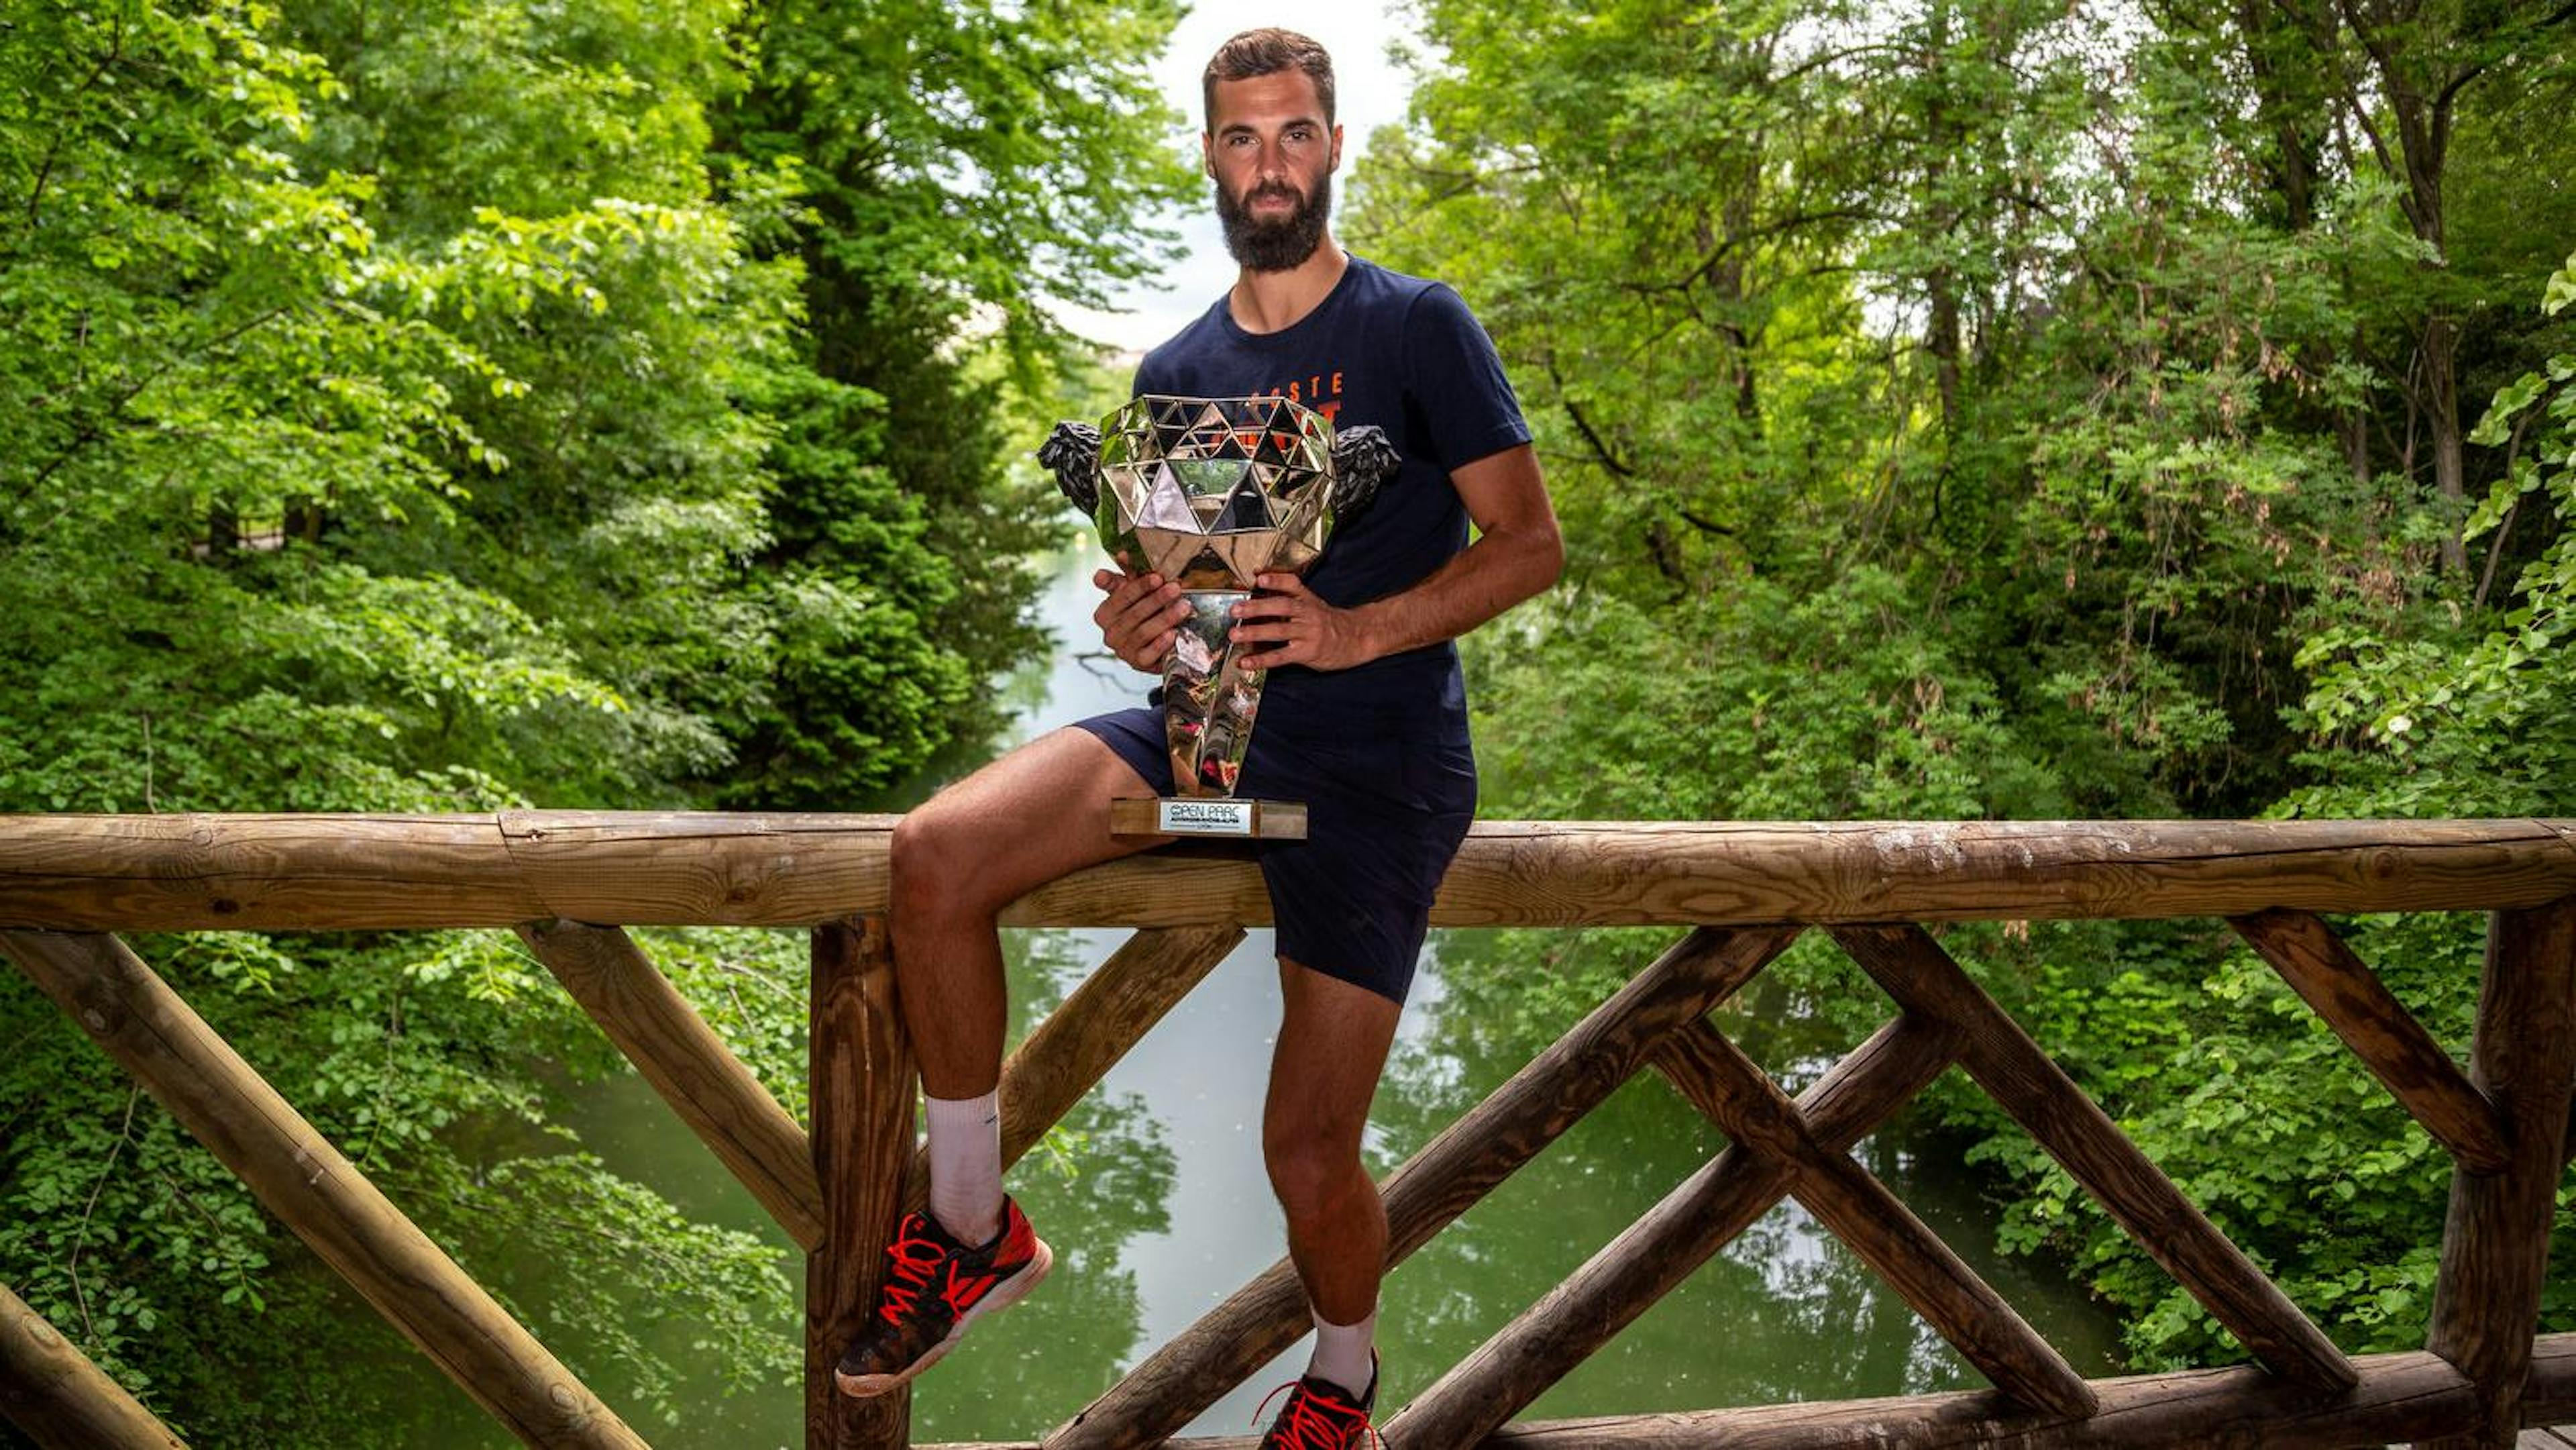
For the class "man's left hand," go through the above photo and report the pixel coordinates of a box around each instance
[1229,572,1375,671]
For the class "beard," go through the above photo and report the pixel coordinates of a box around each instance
[1215,169,1332,272]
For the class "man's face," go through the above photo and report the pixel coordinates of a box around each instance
[1203,70,1342,272]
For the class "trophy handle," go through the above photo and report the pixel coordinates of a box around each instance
[1328,424,1399,519]
[1038,421,1102,513]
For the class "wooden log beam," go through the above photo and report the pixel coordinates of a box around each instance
[5,814,2573,931]
[1462,1345,2473,1447]
[923,1345,2495,1449]
[2423,896,2576,1449]
[1386,1014,1963,1447]
[807,917,913,1450]
[0,814,555,930]
[1044,924,1804,1450]
[1666,1023,2096,1418]
[0,1281,186,1449]
[518,919,824,1249]
[902,925,1243,1215]
[0,930,641,1447]
[2522,1328,2576,1425]
[2228,908,2509,1174]
[1830,923,2357,1392]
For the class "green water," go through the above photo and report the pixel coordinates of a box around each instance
[370,548,2126,1444]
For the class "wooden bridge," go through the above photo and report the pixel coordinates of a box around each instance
[1,813,2573,1448]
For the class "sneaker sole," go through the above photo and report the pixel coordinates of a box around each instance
[835,1235,1055,1398]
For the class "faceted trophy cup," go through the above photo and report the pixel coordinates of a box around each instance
[1040,395,1398,839]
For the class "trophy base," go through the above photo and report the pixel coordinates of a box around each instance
[1110,796,1308,840]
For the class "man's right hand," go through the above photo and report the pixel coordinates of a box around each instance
[1093,561,1189,673]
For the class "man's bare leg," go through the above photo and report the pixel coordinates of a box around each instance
[837,726,1164,1398]
[888,726,1164,1212]
[1263,959,1403,1397]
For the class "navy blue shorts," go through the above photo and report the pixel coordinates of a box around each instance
[1069,706,1476,1006]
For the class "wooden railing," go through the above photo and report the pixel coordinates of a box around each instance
[2,813,2574,1449]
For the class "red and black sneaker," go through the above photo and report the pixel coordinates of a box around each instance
[834,1195,1053,1398]
[1253,1349,1382,1449]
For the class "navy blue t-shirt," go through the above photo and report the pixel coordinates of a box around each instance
[1131,254,1530,750]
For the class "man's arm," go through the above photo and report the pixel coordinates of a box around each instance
[1229,442,1563,670]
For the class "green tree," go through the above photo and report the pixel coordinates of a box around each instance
[1352,0,2576,1370]
[0,1,1191,1440]
[708,0,1194,806]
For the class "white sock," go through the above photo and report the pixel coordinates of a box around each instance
[925,1090,1004,1246]
[1305,1304,1378,1401]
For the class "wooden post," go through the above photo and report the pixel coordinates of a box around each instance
[902,925,1242,1214]
[1831,923,2356,1391]
[1387,1013,1963,1447]
[0,931,641,1448]
[2228,909,2508,1173]
[519,919,825,1248]
[0,1282,186,1449]
[2422,896,2576,1448]
[1047,924,1804,1449]
[808,916,914,1450]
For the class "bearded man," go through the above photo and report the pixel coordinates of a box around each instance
[835,28,1561,1450]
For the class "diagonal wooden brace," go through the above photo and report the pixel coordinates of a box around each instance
[1,1280,186,1449]
[519,919,826,1248]
[1662,1019,2096,1418]
[1830,923,2356,1392]
[1384,1012,1964,1447]
[1042,923,1805,1450]
[0,930,643,1447]
[902,925,1243,1216]
[2226,908,2508,1174]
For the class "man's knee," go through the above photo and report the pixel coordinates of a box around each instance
[890,802,987,919]
[892,732,1123,920]
[1263,1121,1365,1221]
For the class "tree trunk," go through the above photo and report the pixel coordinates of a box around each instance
[1924,0,1962,435]
[2424,308,2469,573]
[1929,273,1964,435]
[2346,4,2484,572]
[2239,0,2375,484]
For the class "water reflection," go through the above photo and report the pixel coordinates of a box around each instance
[1369,926,2124,1422]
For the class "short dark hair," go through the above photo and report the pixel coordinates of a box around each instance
[1201,28,1335,130]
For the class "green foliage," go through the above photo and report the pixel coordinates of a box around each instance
[710,0,1193,800]
[1360,0,2576,1374]
[1,0,796,816]
[2288,248,2576,821]
[1472,569,2062,825]
[0,1,1183,1441]
[718,365,976,805]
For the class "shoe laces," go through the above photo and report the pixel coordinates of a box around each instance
[1252,1378,1383,1450]
[874,1214,952,1326]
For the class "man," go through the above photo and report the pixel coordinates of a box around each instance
[836,27,1560,1448]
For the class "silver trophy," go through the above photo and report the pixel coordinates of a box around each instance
[1041,395,1398,839]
